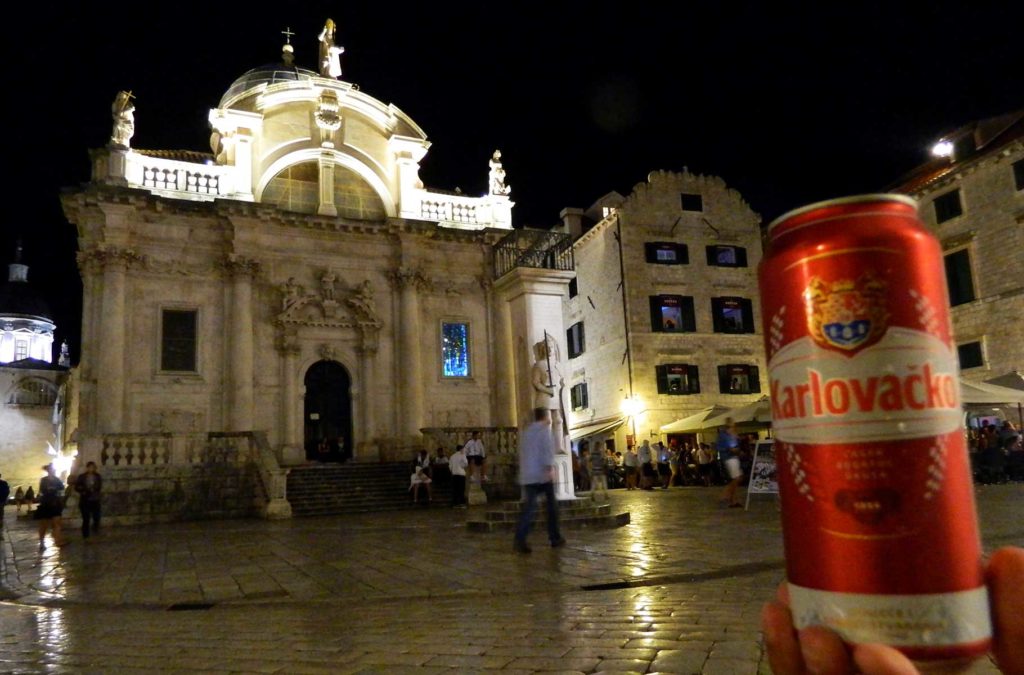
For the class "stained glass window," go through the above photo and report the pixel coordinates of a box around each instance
[442,322,470,377]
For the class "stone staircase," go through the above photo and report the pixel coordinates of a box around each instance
[286,463,453,516]
[466,498,630,532]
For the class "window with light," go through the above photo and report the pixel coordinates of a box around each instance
[442,322,471,377]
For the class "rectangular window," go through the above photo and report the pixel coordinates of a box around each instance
[957,341,984,370]
[568,276,578,298]
[718,364,761,394]
[570,382,589,410]
[161,309,197,372]
[567,322,586,359]
[1014,158,1024,191]
[712,297,755,333]
[680,193,704,212]
[441,322,471,377]
[644,242,689,265]
[14,340,28,361]
[706,245,748,267]
[933,189,963,223]
[944,249,976,306]
[656,364,700,395]
[649,295,696,332]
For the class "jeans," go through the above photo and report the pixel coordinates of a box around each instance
[514,482,561,544]
[80,500,101,537]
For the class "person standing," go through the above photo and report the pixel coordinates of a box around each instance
[717,418,743,507]
[449,444,469,508]
[623,445,639,490]
[0,473,9,528]
[35,464,67,548]
[463,430,488,482]
[74,461,103,538]
[697,442,715,486]
[638,440,655,490]
[657,442,672,489]
[513,408,566,553]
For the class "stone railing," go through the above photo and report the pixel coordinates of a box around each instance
[419,426,518,455]
[98,431,291,519]
[419,191,482,226]
[123,153,236,201]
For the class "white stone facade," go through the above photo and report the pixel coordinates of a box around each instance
[63,54,525,470]
[0,364,68,493]
[560,170,768,447]
[898,130,1023,382]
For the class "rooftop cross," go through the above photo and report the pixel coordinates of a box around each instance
[281,26,294,44]
[281,27,296,65]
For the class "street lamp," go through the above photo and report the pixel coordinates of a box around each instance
[621,395,645,442]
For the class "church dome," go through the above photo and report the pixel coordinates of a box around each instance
[0,282,53,322]
[219,63,319,109]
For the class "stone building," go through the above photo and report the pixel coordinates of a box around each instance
[558,170,767,450]
[892,110,1023,383]
[59,27,579,520]
[0,248,71,493]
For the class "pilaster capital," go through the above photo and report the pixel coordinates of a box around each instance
[222,254,261,278]
[77,246,144,274]
[388,266,430,291]
[275,330,301,356]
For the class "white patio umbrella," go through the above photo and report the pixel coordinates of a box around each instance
[959,379,1024,405]
[659,405,732,434]
[703,396,773,429]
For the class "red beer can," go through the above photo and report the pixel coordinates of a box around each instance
[760,195,990,664]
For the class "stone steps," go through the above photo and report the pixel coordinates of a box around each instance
[286,463,453,516]
[466,498,630,532]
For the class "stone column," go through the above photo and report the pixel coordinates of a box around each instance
[494,266,576,500]
[317,154,337,217]
[490,281,517,427]
[357,327,379,461]
[226,256,259,431]
[277,331,303,465]
[394,268,426,442]
[96,249,131,433]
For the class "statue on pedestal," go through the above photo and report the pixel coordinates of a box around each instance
[488,149,511,196]
[318,19,345,79]
[346,280,377,322]
[530,333,568,454]
[110,90,135,149]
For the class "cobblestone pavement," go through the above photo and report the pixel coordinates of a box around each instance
[1,484,1020,673]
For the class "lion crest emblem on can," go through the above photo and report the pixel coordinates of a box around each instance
[805,273,889,353]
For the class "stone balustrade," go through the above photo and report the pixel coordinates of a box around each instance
[122,153,236,201]
[419,192,482,225]
[95,431,291,521]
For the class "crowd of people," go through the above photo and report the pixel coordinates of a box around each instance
[969,420,1023,483]
[572,424,762,495]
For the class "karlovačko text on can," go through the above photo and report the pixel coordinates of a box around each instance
[760,194,991,664]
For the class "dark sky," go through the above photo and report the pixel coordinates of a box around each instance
[3,2,1021,362]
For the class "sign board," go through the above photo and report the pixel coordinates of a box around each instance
[745,439,778,510]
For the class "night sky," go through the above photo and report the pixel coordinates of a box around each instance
[4,2,1021,363]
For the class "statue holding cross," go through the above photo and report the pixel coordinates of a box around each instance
[110,90,135,149]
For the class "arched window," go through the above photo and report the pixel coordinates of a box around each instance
[6,378,57,407]
[333,165,386,221]
[262,162,319,214]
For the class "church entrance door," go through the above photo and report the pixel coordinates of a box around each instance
[303,360,353,462]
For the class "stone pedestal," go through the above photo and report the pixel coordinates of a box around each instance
[280,445,305,466]
[467,480,488,505]
[553,453,574,500]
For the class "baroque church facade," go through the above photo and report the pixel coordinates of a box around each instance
[62,31,525,471]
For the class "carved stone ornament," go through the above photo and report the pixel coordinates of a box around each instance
[388,267,431,292]
[76,246,145,273]
[318,343,338,361]
[275,273,382,330]
[222,254,262,278]
[315,91,343,132]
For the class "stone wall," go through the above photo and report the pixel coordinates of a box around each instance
[910,140,1024,380]
[66,463,260,526]
[563,170,767,447]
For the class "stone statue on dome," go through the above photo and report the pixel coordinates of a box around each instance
[318,19,345,79]
[488,150,511,196]
[110,91,135,149]
[530,333,568,453]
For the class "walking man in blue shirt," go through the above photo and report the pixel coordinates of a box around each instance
[717,417,744,508]
[514,408,567,553]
